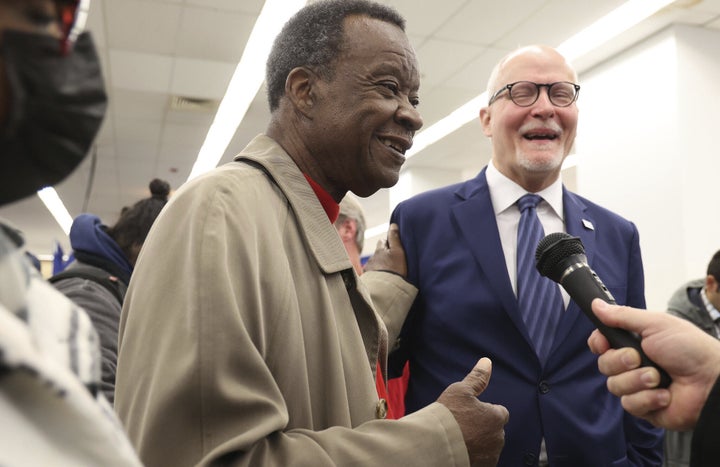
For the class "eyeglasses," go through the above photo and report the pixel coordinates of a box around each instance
[488,81,580,107]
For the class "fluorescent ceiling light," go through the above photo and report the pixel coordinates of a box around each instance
[187,0,308,181]
[557,0,675,61]
[37,188,73,235]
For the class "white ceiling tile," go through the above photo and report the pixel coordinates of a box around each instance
[170,58,235,99]
[384,0,467,37]
[416,39,485,89]
[434,0,547,46]
[157,143,201,164]
[84,157,121,199]
[115,118,163,144]
[109,50,173,93]
[185,0,265,14]
[708,18,720,30]
[176,6,256,62]
[94,112,115,146]
[105,0,183,55]
[496,0,628,50]
[94,141,117,160]
[165,109,215,126]
[116,158,161,194]
[156,144,201,185]
[111,89,168,120]
[114,141,161,162]
[443,46,509,91]
[161,122,211,147]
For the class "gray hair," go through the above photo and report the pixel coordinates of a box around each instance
[335,194,366,251]
[265,0,406,111]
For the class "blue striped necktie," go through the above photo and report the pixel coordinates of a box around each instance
[516,194,563,362]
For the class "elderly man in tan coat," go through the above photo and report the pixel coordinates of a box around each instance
[114,1,509,466]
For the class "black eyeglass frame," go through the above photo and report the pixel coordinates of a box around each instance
[488,81,581,107]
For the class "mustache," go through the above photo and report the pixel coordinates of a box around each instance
[519,121,562,134]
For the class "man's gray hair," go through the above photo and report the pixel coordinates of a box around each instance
[265,0,405,111]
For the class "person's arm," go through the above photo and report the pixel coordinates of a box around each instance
[53,277,119,404]
[362,223,417,345]
[587,299,720,430]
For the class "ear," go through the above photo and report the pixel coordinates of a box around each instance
[707,275,719,292]
[479,106,492,137]
[285,66,318,118]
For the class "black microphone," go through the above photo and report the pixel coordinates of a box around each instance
[535,232,671,388]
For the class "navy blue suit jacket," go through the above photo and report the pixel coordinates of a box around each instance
[390,167,663,466]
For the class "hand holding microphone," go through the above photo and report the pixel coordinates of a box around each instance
[535,232,671,388]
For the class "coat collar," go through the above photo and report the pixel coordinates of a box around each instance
[234,135,353,275]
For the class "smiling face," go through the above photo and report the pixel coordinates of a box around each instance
[305,15,422,199]
[480,45,579,192]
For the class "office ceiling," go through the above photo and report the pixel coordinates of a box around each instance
[3,0,720,257]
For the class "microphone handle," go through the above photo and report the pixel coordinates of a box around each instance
[560,266,672,389]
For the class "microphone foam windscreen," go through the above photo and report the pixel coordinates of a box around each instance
[535,232,585,280]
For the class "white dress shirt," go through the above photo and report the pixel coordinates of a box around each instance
[485,160,569,308]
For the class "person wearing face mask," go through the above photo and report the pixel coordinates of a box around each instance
[388,44,663,466]
[0,0,140,465]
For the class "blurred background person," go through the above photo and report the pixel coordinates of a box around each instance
[0,0,139,464]
[663,249,720,467]
[335,193,366,275]
[50,178,171,404]
[335,193,408,419]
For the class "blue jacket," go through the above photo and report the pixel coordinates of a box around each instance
[390,167,663,466]
[68,213,132,283]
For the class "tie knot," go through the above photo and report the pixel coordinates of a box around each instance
[518,193,542,212]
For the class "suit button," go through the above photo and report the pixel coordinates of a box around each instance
[524,452,537,465]
[375,399,388,419]
[539,380,550,394]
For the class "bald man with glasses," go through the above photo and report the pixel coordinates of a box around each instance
[387,44,664,466]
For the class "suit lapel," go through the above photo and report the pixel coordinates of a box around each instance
[450,169,531,346]
[548,189,597,355]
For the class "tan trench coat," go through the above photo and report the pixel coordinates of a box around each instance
[115,135,469,466]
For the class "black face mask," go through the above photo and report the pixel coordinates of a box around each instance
[0,30,107,206]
